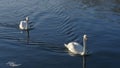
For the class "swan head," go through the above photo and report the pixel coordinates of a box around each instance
[83,34,87,40]
[25,16,29,22]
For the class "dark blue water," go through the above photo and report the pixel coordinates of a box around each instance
[0,0,120,68]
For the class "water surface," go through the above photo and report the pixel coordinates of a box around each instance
[0,0,120,68]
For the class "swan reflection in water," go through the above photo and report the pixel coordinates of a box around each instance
[67,51,87,68]
[83,56,86,68]
[19,16,34,43]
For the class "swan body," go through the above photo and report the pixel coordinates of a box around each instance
[64,34,87,56]
[65,42,83,54]
[19,17,29,30]
[19,21,28,30]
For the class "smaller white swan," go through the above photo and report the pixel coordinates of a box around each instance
[64,34,87,56]
[19,17,29,30]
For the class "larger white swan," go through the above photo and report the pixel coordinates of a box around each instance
[64,34,87,56]
[19,17,29,30]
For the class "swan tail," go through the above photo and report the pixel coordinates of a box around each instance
[64,44,67,47]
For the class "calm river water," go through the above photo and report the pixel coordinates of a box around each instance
[0,0,120,68]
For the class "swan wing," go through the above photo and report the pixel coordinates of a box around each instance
[73,44,83,53]
[19,21,27,30]
[65,42,83,54]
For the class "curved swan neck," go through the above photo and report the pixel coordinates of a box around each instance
[26,17,29,23]
[83,35,87,55]
[83,38,86,54]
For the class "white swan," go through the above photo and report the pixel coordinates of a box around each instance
[19,17,29,30]
[64,34,87,56]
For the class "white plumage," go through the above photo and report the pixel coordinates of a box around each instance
[19,21,28,30]
[65,42,83,54]
[19,17,29,30]
[64,34,87,56]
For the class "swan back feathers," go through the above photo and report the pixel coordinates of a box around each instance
[65,42,83,54]
[19,21,28,30]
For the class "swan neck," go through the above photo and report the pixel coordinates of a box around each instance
[26,19,28,23]
[26,17,29,23]
[83,37,86,54]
